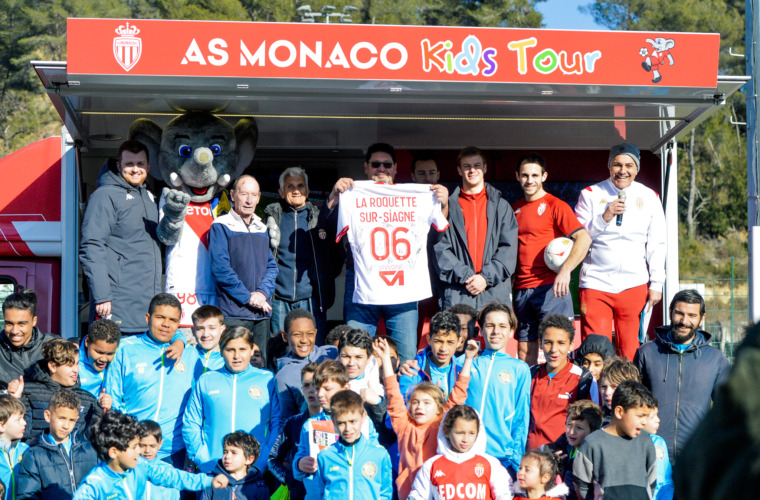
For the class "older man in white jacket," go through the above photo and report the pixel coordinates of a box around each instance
[574,142,666,361]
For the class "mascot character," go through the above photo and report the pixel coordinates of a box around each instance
[130,112,258,327]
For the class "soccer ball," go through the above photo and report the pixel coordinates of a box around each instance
[544,237,574,272]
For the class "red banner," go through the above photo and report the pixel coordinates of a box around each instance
[67,18,720,88]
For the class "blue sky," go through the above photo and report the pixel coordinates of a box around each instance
[536,0,604,30]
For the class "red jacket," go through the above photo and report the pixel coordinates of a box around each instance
[527,361,597,450]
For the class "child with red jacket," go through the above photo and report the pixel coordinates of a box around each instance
[408,405,513,500]
[527,314,597,450]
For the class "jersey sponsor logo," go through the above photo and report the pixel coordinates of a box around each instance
[174,361,187,373]
[600,198,608,205]
[436,483,488,499]
[498,370,512,384]
[113,23,142,72]
[434,469,446,478]
[474,462,485,478]
[379,270,404,286]
[136,362,147,374]
[558,391,572,400]
[362,461,378,479]
[329,466,340,472]
[249,386,263,399]
[537,202,547,216]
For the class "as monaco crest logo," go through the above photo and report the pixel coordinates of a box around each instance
[474,462,485,478]
[113,22,142,72]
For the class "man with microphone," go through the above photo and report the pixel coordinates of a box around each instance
[574,143,666,361]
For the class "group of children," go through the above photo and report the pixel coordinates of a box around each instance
[0,292,674,500]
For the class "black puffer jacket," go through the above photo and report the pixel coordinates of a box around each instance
[634,326,729,464]
[0,328,57,387]
[20,361,101,441]
[16,428,98,500]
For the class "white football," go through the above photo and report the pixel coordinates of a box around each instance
[544,237,574,272]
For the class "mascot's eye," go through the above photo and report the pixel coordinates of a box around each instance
[210,144,222,156]
[178,145,193,158]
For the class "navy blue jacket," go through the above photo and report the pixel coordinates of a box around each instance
[21,361,100,441]
[17,429,98,500]
[268,410,311,500]
[209,210,278,321]
[634,326,730,464]
[199,461,269,500]
[79,162,161,332]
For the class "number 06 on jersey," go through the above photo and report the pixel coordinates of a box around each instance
[337,181,449,305]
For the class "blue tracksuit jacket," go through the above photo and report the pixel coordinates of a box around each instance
[651,433,674,500]
[71,458,211,500]
[306,435,392,500]
[144,456,180,500]
[292,411,379,481]
[183,365,281,473]
[397,346,462,401]
[78,337,106,399]
[0,440,28,500]
[192,346,224,380]
[464,349,530,471]
[105,332,200,459]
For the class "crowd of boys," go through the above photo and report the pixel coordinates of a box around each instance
[0,140,731,499]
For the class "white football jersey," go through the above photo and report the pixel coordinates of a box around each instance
[337,181,449,305]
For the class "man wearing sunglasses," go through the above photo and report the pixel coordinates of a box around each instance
[324,143,449,362]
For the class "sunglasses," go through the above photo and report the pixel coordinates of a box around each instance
[369,161,394,169]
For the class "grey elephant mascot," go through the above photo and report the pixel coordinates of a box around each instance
[129,112,258,327]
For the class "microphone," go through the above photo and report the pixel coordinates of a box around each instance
[616,190,626,227]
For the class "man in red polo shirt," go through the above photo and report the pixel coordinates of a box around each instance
[512,153,591,365]
[434,146,518,310]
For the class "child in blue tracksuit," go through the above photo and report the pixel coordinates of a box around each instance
[138,420,179,500]
[77,318,121,399]
[464,303,530,478]
[293,361,379,484]
[307,390,392,500]
[104,294,197,465]
[183,325,282,473]
[191,305,226,379]
[398,311,463,401]
[72,410,223,500]
[643,403,674,500]
[0,396,28,500]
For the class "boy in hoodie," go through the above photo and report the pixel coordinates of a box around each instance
[0,395,28,500]
[78,319,120,400]
[464,303,530,478]
[79,140,162,335]
[72,410,225,500]
[269,362,321,500]
[17,390,98,500]
[306,390,392,500]
[275,309,337,420]
[138,420,179,500]
[183,326,281,474]
[105,293,200,466]
[200,431,268,500]
[408,404,512,500]
[575,334,615,381]
[191,305,226,379]
[527,314,597,450]
[398,311,463,401]
[21,338,100,440]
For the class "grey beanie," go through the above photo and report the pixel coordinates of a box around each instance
[608,142,640,172]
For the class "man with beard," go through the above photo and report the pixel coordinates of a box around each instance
[633,289,729,466]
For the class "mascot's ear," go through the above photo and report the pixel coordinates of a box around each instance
[233,118,259,178]
[128,118,163,179]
